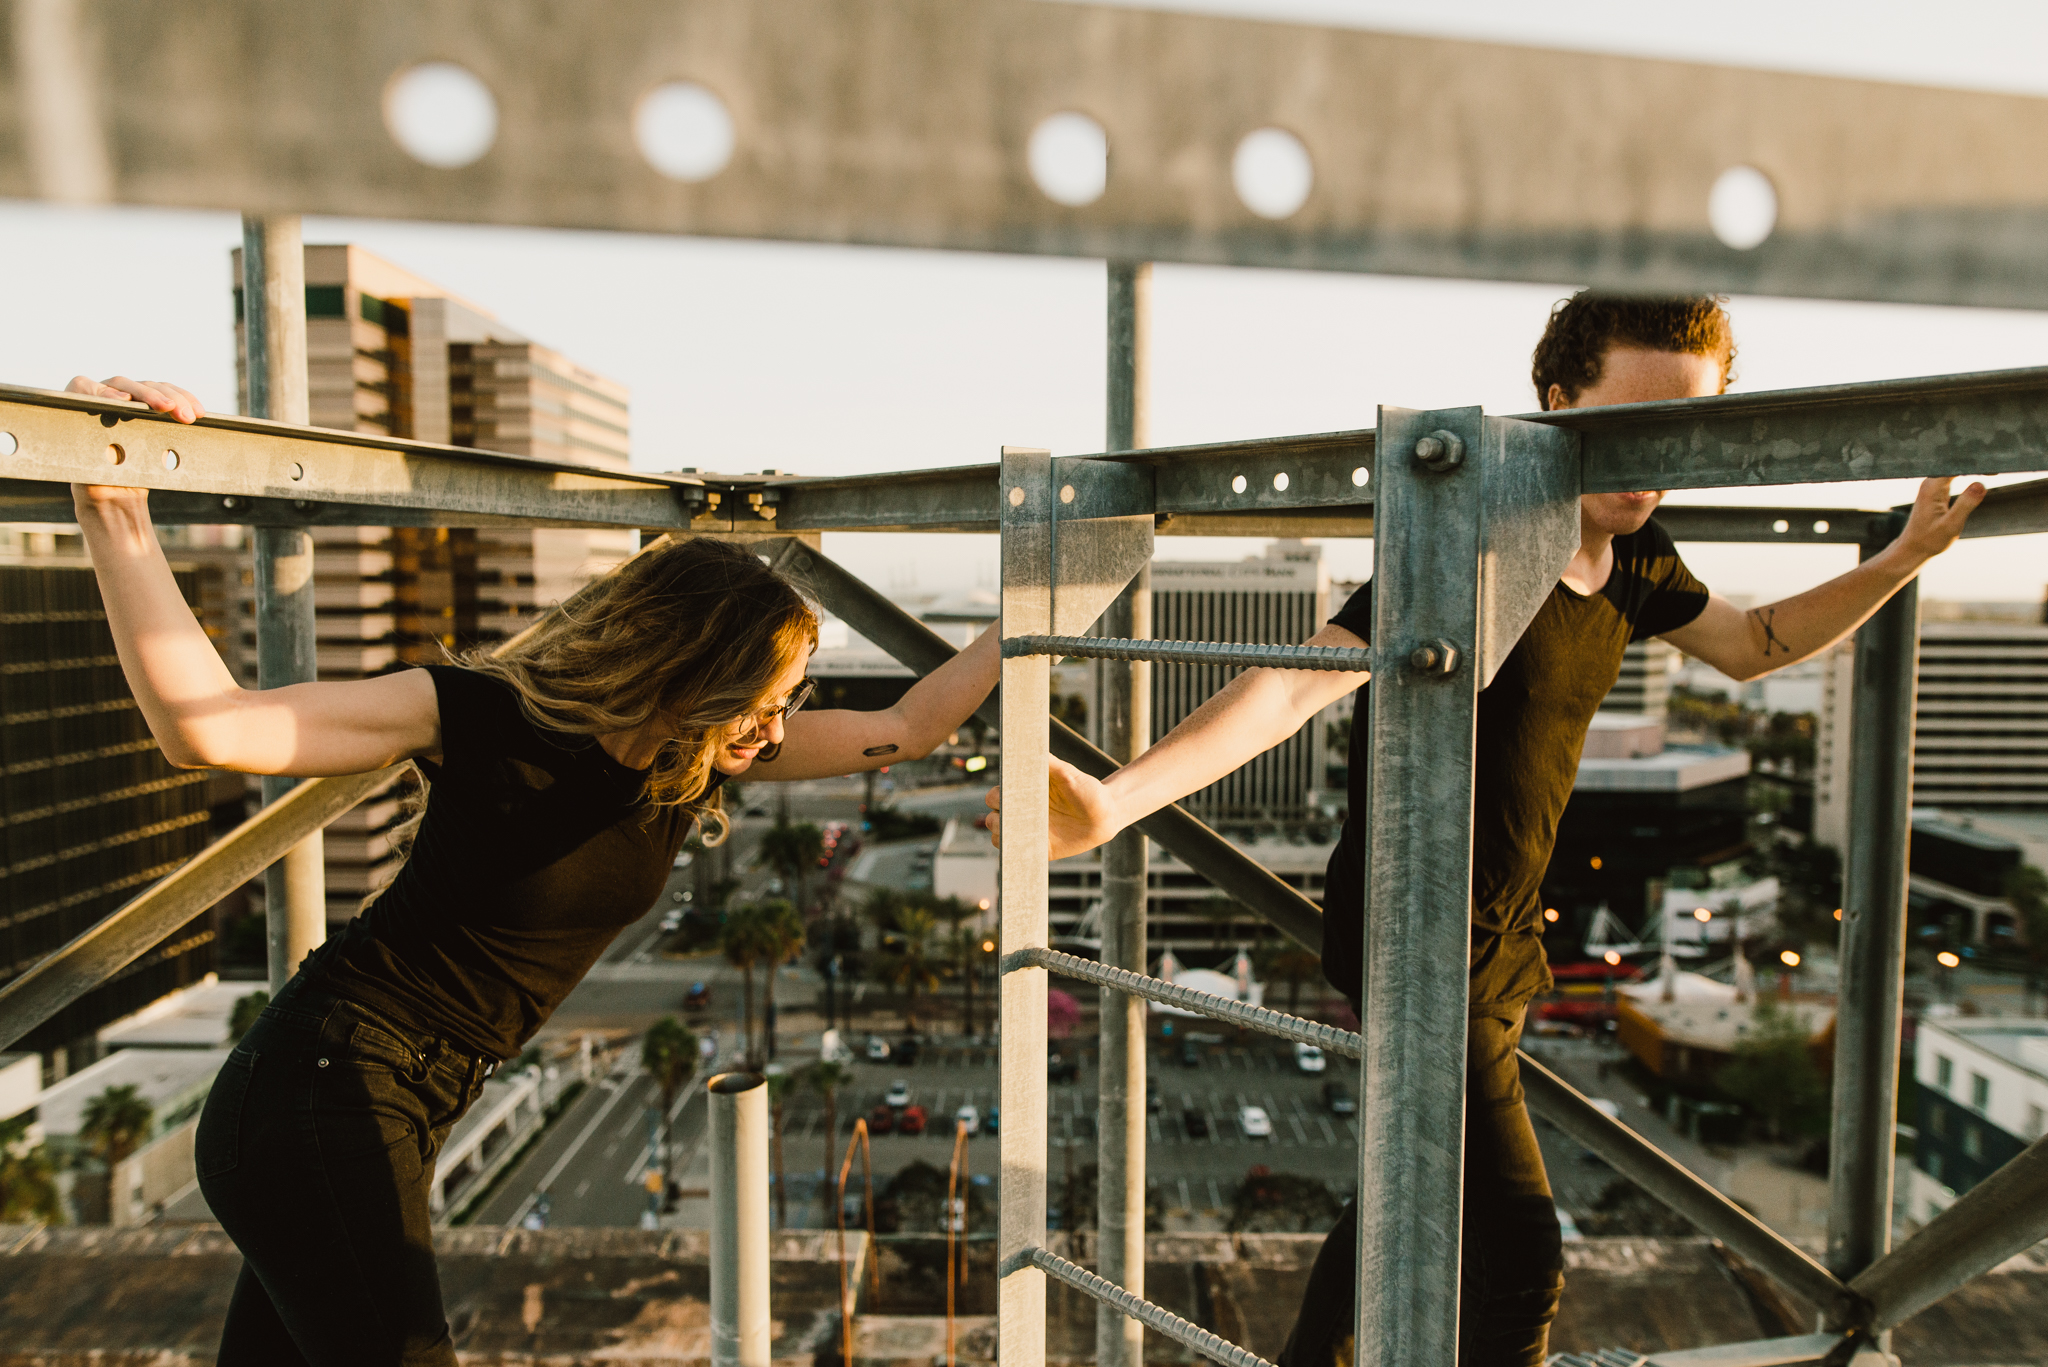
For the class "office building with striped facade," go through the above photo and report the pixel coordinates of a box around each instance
[230,244,636,922]
[1913,620,2048,809]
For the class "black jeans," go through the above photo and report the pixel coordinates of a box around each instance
[1277,1008,1565,1367]
[195,975,496,1366]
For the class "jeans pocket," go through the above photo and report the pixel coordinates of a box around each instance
[196,1048,257,1179]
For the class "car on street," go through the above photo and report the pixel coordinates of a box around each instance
[1293,1043,1327,1074]
[1238,1105,1273,1139]
[866,1036,892,1062]
[1180,1040,1201,1068]
[884,1080,912,1109]
[955,1104,980,1136]
[867,1104,895,1135]
[1183,1110,1210,1139]
[660,910,683,932]
[898,1104,929,1136]
[685,982,711,1011]
[1048,1053,1080,1083]
[983,1106,1000,1135]
[1322,1080,1356,1116]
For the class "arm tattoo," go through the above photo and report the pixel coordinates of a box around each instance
[863,744,900,757]
[1750,606,1790,657]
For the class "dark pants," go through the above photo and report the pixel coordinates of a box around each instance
[1278,1009,1565,1367]
[195,976,495,1366]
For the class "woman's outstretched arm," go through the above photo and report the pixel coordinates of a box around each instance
[747,620,1000,781]
[68,375,441,776]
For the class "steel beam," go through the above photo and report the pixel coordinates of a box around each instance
[23,1,2048,305]
[1826,517,1919,1322]
[1654,506,1880,545]
[1097,260,1149,1367]
[996,447,1053,1367]
[0,769,396,1052]
[1642,1335,1846,1367]
[1852,1130,2048,1333]
[1958,474,2048,539]
[1356,406,1486,1363]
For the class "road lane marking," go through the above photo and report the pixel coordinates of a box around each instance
[506,1057,644,1228]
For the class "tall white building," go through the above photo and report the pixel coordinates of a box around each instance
[1908,1018,2048,1229]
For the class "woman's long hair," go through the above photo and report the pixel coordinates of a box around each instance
[460,535,819,845]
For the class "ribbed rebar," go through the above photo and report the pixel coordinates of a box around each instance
[1002,635,1372,671]
[999,1246,1277,1367]
[1001,947,1360,1058]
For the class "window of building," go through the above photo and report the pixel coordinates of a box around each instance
[1963,1125,1984,1160]
[1936,1055,1953,1092]
[1929,1106,1946,1138]
[1970,1073,1990,1112]
[1926,1151,1943,1181]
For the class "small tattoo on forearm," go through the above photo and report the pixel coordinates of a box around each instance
[863,744,899,757]
[1750,607,1790,656]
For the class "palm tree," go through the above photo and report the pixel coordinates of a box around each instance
[0,1116,60,1223]
[807,1060,851,1220]
[80,1084,154,1170]
[641,1016,700,1196]
[755,900,807,1064]
[767,1069,801,1228]
[888,905,941,1031]
[757,821,826,913]
[720,906,773,1065]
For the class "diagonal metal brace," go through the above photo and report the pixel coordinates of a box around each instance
[998,1245,1277,1367]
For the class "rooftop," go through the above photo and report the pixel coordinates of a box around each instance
[1923,1018,2048,1081]
[36,1048,231,1144]
[1574,744,1750,794]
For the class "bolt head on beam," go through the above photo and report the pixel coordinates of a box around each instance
[1412,431,1466,472]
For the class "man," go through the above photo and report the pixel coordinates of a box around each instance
[989,293,1985,1366]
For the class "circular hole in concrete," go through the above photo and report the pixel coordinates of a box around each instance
[1028,112,1108,207]
[1233,128,1314,219]
[1709,165,1777,250]
[636,81,735,182]
[384,62,499,169]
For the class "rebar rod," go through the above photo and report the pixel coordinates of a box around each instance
[1003,948,1360,1057]
[999,1246,1277,1367]
[1004,635,1371,671]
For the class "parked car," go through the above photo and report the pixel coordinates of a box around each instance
[866,1036,892,1062]
[1293,1043,1327,1074]
[884,1080,912,1109]
[685,982,711,1011]
[983,1106,1000,1136]
[867,1105,895,1135]
[1180,1040,1202,1068]
[955,1104,980,1136]
[1048,1053,1080,1083]
[1322,1080,1357,1116]
[898,1104,929,1136]
[894,1037,921,1066]
[1238,1105,1273,1139]
[660,910,683,932]
[1183,1110,1210,1139]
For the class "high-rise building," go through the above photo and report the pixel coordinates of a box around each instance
[1601,639,1679,718]
[229,245,637,923]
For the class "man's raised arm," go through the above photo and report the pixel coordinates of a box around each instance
[1661,475,1984,681]
[986,621,1369,858]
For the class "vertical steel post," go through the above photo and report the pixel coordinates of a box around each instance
[1356,408,1487,1364]
[1096,260,1151,1367]
[1826,514,1920,1342]
[710,1071,772,1367]
[998,448,1055,1367]
[241,213,325,993]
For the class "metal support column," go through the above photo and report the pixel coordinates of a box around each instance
[1096,260,1151,1367]
[997,447,1055,1367]
[710,1071,772,1367]
[241,212,325,993]
[1826,513,1920,1337]
[1356,408,1487,1364]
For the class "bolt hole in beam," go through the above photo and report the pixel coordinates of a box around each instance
[1059,484,1075,504]
[1028,111,1109,207]
[384,62,499,169]
[1709,164,1778,250]
[289,462,305,481]
[1351,466,1369,487]
[1272,471,1289,491]
[1232,128,1314,219]
[1231,474,1247,493]
[636,81,735,181]
[162,450,179,471]
[1814,519,1830,533]
[0,432,15,456]
[1773,519,1790,533]
[105,443,125,466]
[1009,485,1026,506]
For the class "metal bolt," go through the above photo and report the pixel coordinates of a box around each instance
[1412,430,1465,472]
[317,1057,330,1068]
[1409,638,1460,676]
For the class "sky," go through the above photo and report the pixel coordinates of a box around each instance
[5,0,2048,605]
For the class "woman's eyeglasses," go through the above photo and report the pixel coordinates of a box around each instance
[737,679,816,736]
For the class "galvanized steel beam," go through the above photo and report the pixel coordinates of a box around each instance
[1642,1335,1847,1367]
[22,1,2048,305]
[0,768,396,1052]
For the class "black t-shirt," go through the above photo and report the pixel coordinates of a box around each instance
[301,666,719,1059]
[1321,519,1708,1014]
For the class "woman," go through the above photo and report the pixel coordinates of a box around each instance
[67,375,1000,1365]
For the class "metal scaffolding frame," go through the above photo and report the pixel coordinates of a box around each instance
[3,361,2048,1364]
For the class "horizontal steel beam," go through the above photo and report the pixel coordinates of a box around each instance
[1643,1334,1845,1367]
[760,539,1325,952]
[1958,474,2048,539]
[1654,506,1880,545]
[0,767,395,1052]
[1851,1129,2048,1333]
[1517,1051,1859,1322]
[23,1,2048,306]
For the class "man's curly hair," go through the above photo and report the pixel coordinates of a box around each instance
[1531,291,1736,410]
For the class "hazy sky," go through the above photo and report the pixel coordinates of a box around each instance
[5,0,2047,604]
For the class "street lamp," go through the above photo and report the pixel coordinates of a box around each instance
[1937,949,1961,1005]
